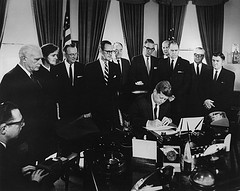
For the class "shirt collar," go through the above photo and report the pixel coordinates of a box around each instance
[0,141,6,148]
[18,63,31,77]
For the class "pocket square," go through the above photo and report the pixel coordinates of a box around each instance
[177,71,184,74]
[154,67,158,69]
[113,75,117,78]
[77,75,83,78]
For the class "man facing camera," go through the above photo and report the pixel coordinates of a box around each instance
[129,81,173,137]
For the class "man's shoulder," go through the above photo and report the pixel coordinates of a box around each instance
[177,57,190,64]
[222,67,235,78]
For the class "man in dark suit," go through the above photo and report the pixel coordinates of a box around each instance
[158,40,191,124]
[85,40,121,132]
[51,43,89,120]
[159,40,170,60]
[129,39,160,93]
[129,81,173,137]
[203,52,235,116]
[0,44,52,161]
[113,42,131,113]
[186,47,211,117]
[0,101,49,191]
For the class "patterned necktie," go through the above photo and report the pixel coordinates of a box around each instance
[104,61,109,85]
[213,70,218,81]
[154,104,158,120]
[69,64,73,86]
[146,57,150,74]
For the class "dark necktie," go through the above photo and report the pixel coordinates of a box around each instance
[69,64,73,86]
[213,71,218,81]
[146,57,150,74]
[117,59,121,74]
[196,64,200,75]
[30,74,41,88]
[170,60,174,72]
[104,61,109,85]
[154,104,158,120]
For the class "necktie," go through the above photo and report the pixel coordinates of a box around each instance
[69,64,73,86]
[154,104,158,120]
[117,59,122,74]
[146,57,150,74]
[170,60,174,72]
[104,61,109,85]
[196,64,200,75]
[213,71,218,81]
[30,74,41,88]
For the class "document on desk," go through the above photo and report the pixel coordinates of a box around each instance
[132,138,157,160]
[144,125,177,135]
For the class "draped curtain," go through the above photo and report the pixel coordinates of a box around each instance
[32,0,63,47]
[193,0,229,65]
[118,0,149,60]
[78,0,110,65]
[0,0,8,48]
[157,0,187,56]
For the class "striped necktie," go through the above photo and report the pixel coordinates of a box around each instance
[104,61,109,85]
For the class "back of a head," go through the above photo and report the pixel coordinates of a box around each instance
[155,81,172,96]
[0,102,18,125]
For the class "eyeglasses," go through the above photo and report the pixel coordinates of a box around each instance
[144,46,155,51]
[6,118,25,128]
[194,53,204,58]
[104,50,113,54]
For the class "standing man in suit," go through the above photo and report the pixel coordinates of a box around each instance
[159,40,191,124]
[85,40,121,132]
[129,81,173,137]
[51,43,89,120]
[0,44,52,161]
[186,47,211,117]
[203,52,235,116]
[129,39,160,93]
[113,42,131,114]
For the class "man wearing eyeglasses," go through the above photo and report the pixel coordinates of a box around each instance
[0,101,49,191]
[51,43,89,120]
[186,47,211,117]
[129,39,160,94]
[85,40,121,132]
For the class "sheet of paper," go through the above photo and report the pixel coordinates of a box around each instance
[177,117,204,132]
[132,138,157,160]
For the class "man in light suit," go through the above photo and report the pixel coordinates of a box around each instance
[158,40,191,124]
[85,40,121,132]
[129,39,160,93]
[129,81,173,137]
[0,44,53,161]
[203,52,235,116]
[113,42,131,113]
[186,47,211,117]
[51,43,89,120]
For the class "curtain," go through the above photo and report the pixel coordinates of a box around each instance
[193,0,228,65]
[78,0,110,65]
[157,0,187,56]
[118,0,149,60]
[32,0,63,47]
[0,0,8,48]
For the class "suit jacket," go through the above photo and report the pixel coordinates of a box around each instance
[130,55,160,93]
[186,63,211,116]
[129,94,171,129]
[203,67,235,115]
[51,61,88,119]
[84,59,121,116]
[118,58,131,93]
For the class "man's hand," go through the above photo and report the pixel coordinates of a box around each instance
[148,119,163,127]
[161,117,172,126]
[31,169,49,182]
[204,99,215,109]
[22,165,36,176]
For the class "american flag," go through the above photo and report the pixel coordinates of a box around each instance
[63,0,71,48]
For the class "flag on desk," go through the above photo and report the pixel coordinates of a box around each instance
[63,0,71,48]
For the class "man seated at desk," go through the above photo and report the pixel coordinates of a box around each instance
[129,81,174,137]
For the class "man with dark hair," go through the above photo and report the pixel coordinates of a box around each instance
[203,52,235,116]
[51,43,88,120]
[129,38,160,93]
[85,40,121,132]
[129,81,173,137]
[159,40,191,124]
[0,101,48,191]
